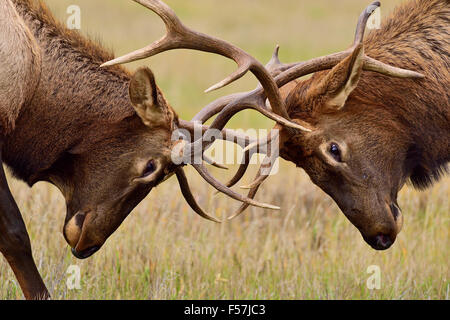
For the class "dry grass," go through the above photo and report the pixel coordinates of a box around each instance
[0,0,448,299]
[2,164,448,299]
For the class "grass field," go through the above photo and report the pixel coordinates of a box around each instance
[0,0,448,299]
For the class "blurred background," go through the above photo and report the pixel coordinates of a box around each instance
[0,0,448,299]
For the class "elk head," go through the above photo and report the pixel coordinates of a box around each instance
[181,1,423,251]
[62,0,300,259]
[280,44,407,250]
[61,66,174,258]
[276,3,425,250]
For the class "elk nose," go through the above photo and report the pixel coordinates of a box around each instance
[367,234,394,250]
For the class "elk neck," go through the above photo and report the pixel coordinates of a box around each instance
[359,0,449,188]
[2,0,136,186]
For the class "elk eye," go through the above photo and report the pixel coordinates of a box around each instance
[329,143,342,162]
[142,160,156,177]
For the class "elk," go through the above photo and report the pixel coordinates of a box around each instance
[0,0,305,299]
[106,0,448,253]
[1,0,446,300]
[215,0,449,249]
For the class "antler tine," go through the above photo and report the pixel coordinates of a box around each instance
[227,158,274,220]
[238,131,278,190]
[223,147,256,189]
[354,1,380,47]
[265,45,291,77]
[191,46,288,125]
[101,0,185,67]
[177,119,256,149]
[240,173,269,190]
[274,2,423,83]
[102,0,291,119]
[222,129,279,189]
[191,163,280,211]
[175,167,222,223]
[203,155,228,170]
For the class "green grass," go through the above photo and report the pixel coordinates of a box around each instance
[0,0,448,299]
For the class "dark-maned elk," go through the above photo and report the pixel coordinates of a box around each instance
[0,0,307,299]
[107,0,448,252]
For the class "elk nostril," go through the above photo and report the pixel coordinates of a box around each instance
[74,213,85,228]
[366,233,394,250]
[375,234,393,250]
[64,212,85,248]
[390,203,400,221]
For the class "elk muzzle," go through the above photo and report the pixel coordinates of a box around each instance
[63,211,85,248]
[359,201,403,250]
[63,211,103,259]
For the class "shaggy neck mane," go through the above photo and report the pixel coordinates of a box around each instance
[361,0,449,189]
[14,0,123,74]
[3,0,138,184]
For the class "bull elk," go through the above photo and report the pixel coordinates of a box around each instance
[1,0,447,300]
[107,0,448,252]
[0,0,303,299]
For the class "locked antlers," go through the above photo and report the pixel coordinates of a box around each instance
[104,0,424,221]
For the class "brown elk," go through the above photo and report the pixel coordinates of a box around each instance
[0,0,309,299]
[236,0,448,250]
[209,0,448,250]
[262,0,448,250]
[1,0,446,300]
[107,0,448,252]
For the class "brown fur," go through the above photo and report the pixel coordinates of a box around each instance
[0,0,41,135]
[0,0,180,298]
[4,0,134,182]
[281,0,449,249]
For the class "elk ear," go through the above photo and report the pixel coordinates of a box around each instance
[312,44,364,111]
[129,66,167,127]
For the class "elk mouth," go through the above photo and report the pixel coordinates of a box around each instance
[71,246,100,259]
[346,200,402,251]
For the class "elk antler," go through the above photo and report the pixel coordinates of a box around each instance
[171,122,279,221]
[101,0,310,221]
[195,1,423,127]
[103,1,424,221]
[205,1,425,220]
[101,0,308,131]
